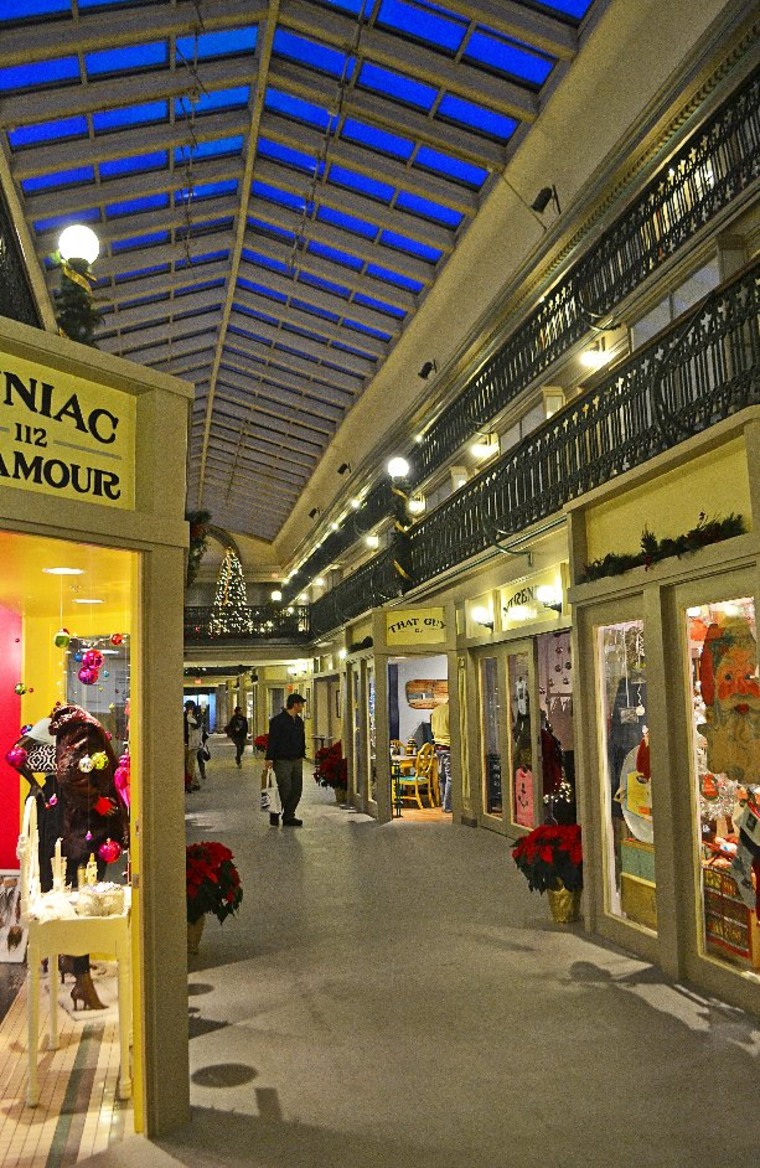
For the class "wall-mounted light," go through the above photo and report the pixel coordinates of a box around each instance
[407,493,426,516]
[387,456,410,479]
[530,184,561,215]
[331,520,340,531]
[418,360,437,380]
[308,507,321,519]
[314,576,325,587]
[471,605,494,632]
[536,585,563,613]
[470,433,499,461]
[350,497,362,509]
[338,647,347,660]
[270,589,282,601]
[365,533,380,549]
[337,462,352,475]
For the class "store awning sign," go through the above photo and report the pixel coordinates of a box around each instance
[0,353,135,509]
[386,608,446,645]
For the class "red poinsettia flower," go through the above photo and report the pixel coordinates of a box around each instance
[512,823,582,895]
[186,841,243,924]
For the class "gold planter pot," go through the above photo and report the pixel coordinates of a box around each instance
[546,880,581,924]
[187,915,206,954]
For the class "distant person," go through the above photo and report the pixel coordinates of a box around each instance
[197,723,210,783]
[430,695,452,813]
[265,694,307,826]
[225,706,249,769]
[184,700,202,791]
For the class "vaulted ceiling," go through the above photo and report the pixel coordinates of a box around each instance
[0,0,598,543]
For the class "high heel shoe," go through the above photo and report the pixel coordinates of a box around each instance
[70,971,106,1011]
[59,955,76,984]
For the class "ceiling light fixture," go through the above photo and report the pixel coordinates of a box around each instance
[271,589,282,601]
[418,360,437,380]
[308,507,321,519]
[337,462,352,475]
[530,184,561,215]
[42,567,84,576]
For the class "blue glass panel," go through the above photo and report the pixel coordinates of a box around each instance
[9,116,88,149]
[342,318,392,342]
[257,138,317,175]
[437,94,517,141]
[466,31,553,85]
[176,249,230,269]
[297,271,351,299]
[376,0,465,52]
[540,0,591,17]
[0,57,78,91]
[358,61,436,111]
[186,216,234,235]
[273,29,347,78]
[307,241,364,271]
[317,0,365,14]
[265,89,332,132]
[341,118,413,161]
[94,102,168,132]
[353,293,405,319]
[414,145,487,189]
[332,340,378,361]
[380,230,441,262]
[176,27,257,62]
[0,0,68,18]
[113,257,170,273]
[241,246,291,273]
[274,342,317,364]
[228,324,272,346]
[366,263,423,293]
[238,277,288,303]
[175,180,238,203]
[34,208,99,234]
[105,193,168,218]
[395,191,462,227]
[282,321,329,345]
[86,42,167,78]
[246,219,296,244]
[328,164,393,203]
[175,136,244,164]
[175,87,250,117]
[175,279,226,297]
[316,205,377,240]
[119,292,171,310]
[100,152,167,179]
[22,166,94,193]
[252,182,307,214]
[111,230,169,253]
[290,298,340,323]
[78,0,137,8]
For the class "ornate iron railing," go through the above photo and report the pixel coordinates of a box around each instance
[0,185,42,328]
[287,66,759,604]
[184,604,311,644]
[310,260,760,636]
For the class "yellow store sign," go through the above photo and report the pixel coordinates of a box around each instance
[0,353,135,509]
[386,607,446,646]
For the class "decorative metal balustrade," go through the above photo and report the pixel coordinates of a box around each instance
[287,65,759,604]
[184,604,310,645]
[0,186,42,329]
[311,259,760,637]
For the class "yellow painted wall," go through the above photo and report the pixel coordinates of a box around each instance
[585,438,750,562]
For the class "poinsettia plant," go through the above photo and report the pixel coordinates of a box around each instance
[512,823,583,894]
[186,841,243,925]
[314,740,348,790]
[253,734,268,753]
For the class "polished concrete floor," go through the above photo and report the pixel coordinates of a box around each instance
[82,739,760,1168]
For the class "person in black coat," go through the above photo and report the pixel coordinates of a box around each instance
[264,694,306,826]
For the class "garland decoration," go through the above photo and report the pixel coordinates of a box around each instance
[581,513,745,583]
[186,510,211,588]
[54,257,101,347]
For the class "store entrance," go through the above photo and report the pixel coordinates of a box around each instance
[387,653,450,821]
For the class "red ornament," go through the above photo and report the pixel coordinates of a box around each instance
[6,745,28,770]
[83,649,104,669]
[98,838,122,864]
[78,666,99,685]
[110,633,123,646]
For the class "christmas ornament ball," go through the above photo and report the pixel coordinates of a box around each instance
[78,665,98,685]
[54,628,71,648]
[98,838,122,864]
[5,745,28,770]
[14,682,27,695]
[83,649,104,669]
[110,633,123,645]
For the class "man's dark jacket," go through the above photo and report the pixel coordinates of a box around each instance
[267,710,306,760]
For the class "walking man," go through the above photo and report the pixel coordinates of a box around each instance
[225,706,249,768]
[265,694,307,826]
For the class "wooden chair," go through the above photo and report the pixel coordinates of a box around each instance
[393,742,436,809]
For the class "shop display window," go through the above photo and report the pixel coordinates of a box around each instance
[367,663,376,801]
[596,620,655,930]
[479,657,502,816]
[507,651,534,828]
[537,630,575,825]
[686,598,760,971]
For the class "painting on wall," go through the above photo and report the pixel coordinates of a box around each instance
[405,679,449,709]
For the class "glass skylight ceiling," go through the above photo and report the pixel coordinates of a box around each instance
[0,0,594,541]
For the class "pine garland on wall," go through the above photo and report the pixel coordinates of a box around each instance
[208,547,253,635]
[581,513,745,582]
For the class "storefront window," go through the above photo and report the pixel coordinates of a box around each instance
[537,630,575,824]
[687,598,760,971]
[507,651,534,827]
[597,620,655,929]
[367,663,376,801]
[480,657,502,815]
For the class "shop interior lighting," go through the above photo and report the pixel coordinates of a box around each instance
[74,597,104,604]
[471,605,494,632]
[43,566,84,575]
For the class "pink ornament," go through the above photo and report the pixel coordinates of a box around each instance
[85,830,93,842]
[98,838,122,864]
[5,745,28,770]
[78,666,99,685]
[82,649,104,669]
[110,633,123,646]
[114,760,131,809]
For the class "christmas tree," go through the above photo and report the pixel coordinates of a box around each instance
[208,548,253,635]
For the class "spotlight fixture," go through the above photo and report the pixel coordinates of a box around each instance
[337,462,352,475]
[530,185,561,215]
[308,507,321,519]
[471,605,494,632]
[536,585,563,614]
[418,360,438,380]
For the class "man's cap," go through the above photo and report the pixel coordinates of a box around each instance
[286,693,306,708]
